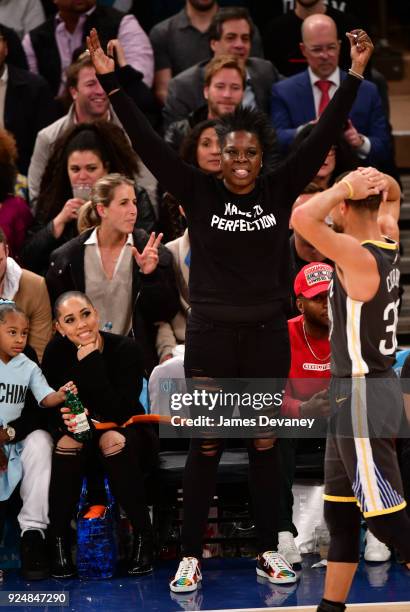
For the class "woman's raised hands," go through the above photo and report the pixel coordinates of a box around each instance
[86,28,115,75]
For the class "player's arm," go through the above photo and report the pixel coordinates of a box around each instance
[291,169,385,301]
[377,173,401,242]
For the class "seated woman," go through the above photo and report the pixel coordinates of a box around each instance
[0,130,32,259]
[46,173,178,374]
[22,122,157,275]
[41,291,159,578]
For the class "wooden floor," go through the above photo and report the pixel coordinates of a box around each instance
[207,604,410,612]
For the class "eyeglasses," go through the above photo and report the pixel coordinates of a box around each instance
[305,43,339,57]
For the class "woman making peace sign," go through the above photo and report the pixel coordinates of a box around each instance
[46,173,179,374]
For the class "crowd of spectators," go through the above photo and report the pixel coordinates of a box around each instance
[0,0,407,592]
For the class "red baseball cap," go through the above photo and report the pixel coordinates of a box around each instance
[294,262,333,298]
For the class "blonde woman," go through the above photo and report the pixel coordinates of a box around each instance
[46,173,179,374]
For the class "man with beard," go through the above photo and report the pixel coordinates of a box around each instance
[149,0,263,104]
[164,54,245,153]
[279,262,332,567]
[163,7,277,128]
[291,167,410,612]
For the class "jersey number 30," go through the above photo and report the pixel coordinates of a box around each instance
[379,299,400,356]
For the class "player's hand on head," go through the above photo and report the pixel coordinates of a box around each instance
[340,168,385,201]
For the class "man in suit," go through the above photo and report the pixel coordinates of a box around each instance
[163,6,280,128]
[0,24,57,175]
[270,14,393,169]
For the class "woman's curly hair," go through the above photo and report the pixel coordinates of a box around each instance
[36,121,140,223]
[215,106,279,173]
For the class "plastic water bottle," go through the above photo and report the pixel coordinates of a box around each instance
[65,391,91,442]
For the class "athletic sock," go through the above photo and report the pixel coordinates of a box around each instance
[317,599,346,612]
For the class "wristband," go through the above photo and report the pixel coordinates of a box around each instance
[348,68,364,80]
[340,179,354,200]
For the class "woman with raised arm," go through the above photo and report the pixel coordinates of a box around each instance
[87,27,374,592]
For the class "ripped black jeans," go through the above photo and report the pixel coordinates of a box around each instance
[181,308,290,557]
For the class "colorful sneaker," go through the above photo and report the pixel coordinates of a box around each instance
[278,531,302,567]
[170,557,202,593]
[256,551,297,584]
[364,530,391,562]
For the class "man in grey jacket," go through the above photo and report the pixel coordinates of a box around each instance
[163,6,280,128]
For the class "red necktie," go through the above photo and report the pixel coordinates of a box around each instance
[316,80,332,116]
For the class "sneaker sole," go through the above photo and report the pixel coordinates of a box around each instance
[128,565,154,576]
[256,567,297,584]
[170,580,201,593]
[51,571,76,579]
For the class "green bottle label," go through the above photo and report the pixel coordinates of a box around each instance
[66,391,90,435]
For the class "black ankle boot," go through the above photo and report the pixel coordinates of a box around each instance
[50,536,75,578]
[20,530,49,580]
[128,530,154,576]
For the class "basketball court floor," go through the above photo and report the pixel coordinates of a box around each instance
[1,555,409,611]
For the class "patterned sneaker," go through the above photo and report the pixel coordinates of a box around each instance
[170,557,202,593]
[256,551,297,584]
[278,531,302,566]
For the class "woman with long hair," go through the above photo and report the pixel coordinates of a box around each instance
[45,173,178,374]
[22,122,156,275]
[42,291,159,578]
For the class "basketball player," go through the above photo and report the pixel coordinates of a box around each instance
[291,166,410,612]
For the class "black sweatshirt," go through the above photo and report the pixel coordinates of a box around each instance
[41,332,145,426]
[98,72,361,311]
